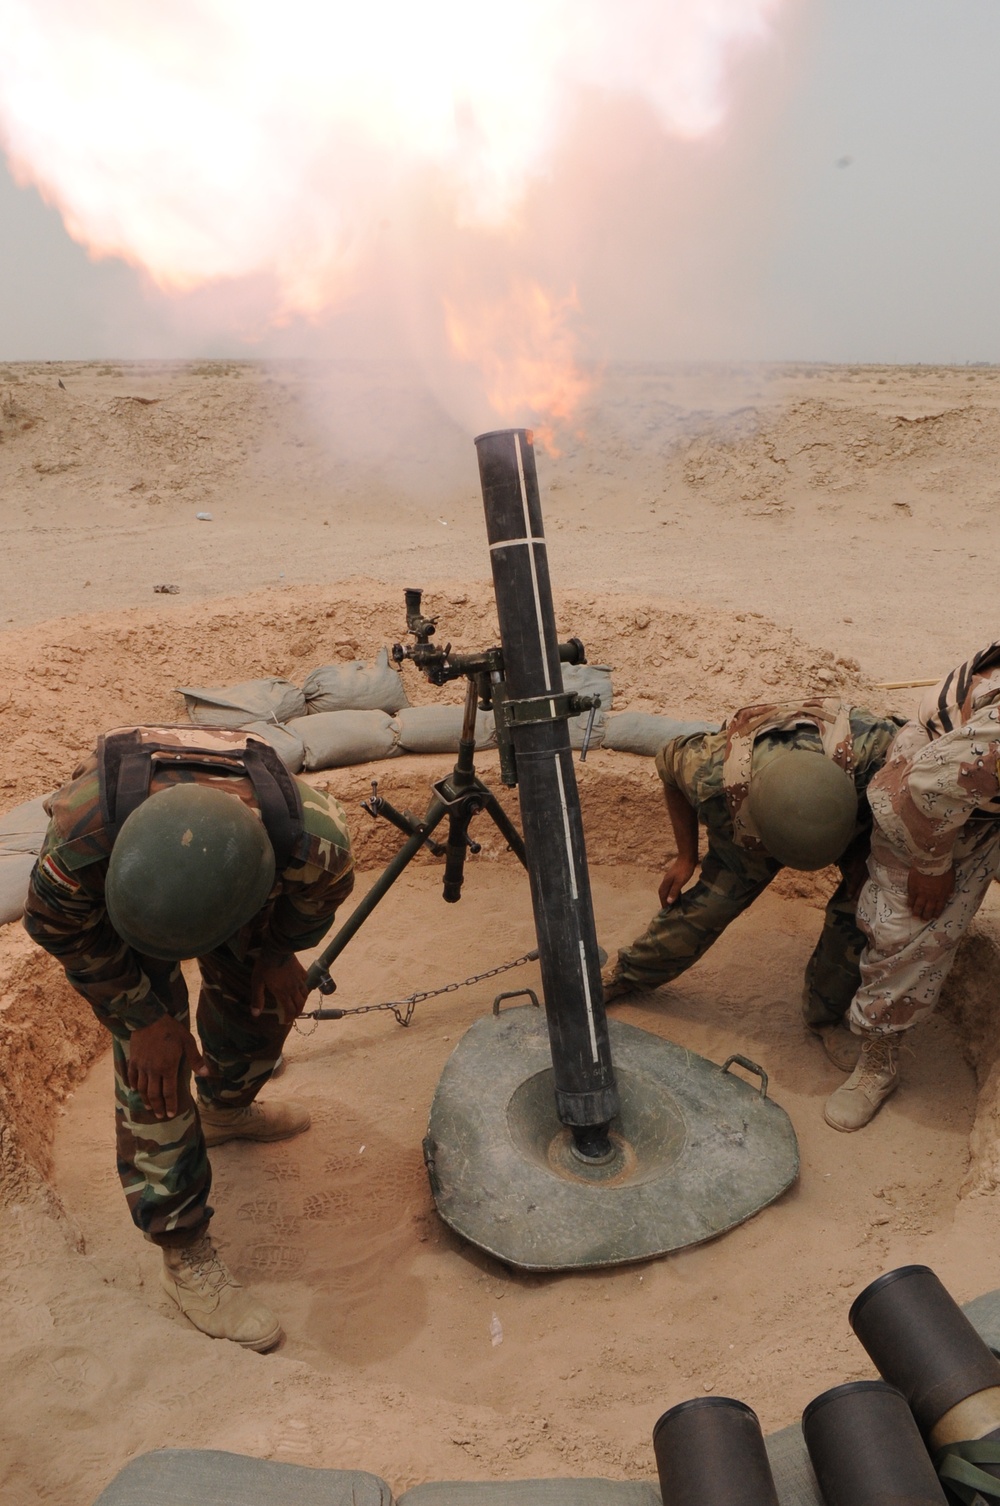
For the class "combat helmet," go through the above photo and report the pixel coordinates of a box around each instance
[105,785,276,960]
[747,750,857,870]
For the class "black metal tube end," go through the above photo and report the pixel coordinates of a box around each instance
[652,1395,779,1506]
[803,1378,948,1506]
[849,1264,1000,1435]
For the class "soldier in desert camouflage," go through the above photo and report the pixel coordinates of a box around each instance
[602,698,903,1071]
[23,726,354,1351]
[825,643,1000,1131]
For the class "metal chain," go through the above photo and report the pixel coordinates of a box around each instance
[296,948,539,1032]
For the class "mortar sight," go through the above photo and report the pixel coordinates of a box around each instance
[402,586,437,645]
[391,586,587,688]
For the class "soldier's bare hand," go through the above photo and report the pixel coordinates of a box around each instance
[659,855,698,909]
[907,866,955,922]
[251,951,310,1022]
[128,1015,206,1120]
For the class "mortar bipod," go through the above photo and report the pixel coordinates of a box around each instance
[302,677,527,999]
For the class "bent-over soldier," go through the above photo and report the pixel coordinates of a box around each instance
[23,726,354,1351]
[602,699,903,1068]
[825,643,1000,1131]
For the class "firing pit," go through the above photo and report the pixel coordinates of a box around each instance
[2,583,1000,1505]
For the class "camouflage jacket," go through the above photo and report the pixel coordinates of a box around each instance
[868,647,1000,875]
[23,729,354,1032]
[655,703,901,853]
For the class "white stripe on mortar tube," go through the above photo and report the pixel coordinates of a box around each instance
[489,537,546,550]
[514,432,553,695]
[578,939,600,1063]
[553,753,578,903]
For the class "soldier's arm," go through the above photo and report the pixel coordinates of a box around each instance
[253,826,355,1021]
[654,738,701,907]
[22,845,168,1031]
[664,783,699,865]
[872,714,1000,876]
[265,858,355,955]
[264,786,355,956]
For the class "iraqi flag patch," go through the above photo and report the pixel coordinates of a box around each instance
[39,853,82,894]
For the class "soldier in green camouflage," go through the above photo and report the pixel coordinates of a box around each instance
[602,699,902,1069]
[23,726,354,1352]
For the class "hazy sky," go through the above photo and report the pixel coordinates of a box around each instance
[1,0,998,364]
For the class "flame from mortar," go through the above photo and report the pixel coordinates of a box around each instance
[0,0,784,429]
[444,281,592,452]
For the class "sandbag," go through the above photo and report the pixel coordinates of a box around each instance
[395,705,497,754]
[0,794,52,852]
[177,677,306,727]
[961,1287,1000,1353]
[398,1482,658,1505]
[0,794,52,925]
[764,1422,824,1506]
[0,853,38,926]
[562,663,613,749]
[303,648,410,715]
[602,713,719,758]
[92,1449,394,1505]
[241,720,306,774]
[286,710,401,771]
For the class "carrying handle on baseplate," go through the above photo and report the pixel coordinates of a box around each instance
[720,1054,769,1099]
[492,988,541,1016]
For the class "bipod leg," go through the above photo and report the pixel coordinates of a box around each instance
[442,797,479,903]
[304,793,449,992]
[481,789,527,869]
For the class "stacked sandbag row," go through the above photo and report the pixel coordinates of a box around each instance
[180,657,591,772]
[177,647,410,728]
[0,671,704,890]
[0,795,52,925]
[0,661,712,927]
[177,651,718,774]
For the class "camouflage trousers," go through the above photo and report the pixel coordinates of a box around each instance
[848,824,1000,1035]
[614,829,865,1029]
[97,946,292,1247]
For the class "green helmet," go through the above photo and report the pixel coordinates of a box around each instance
[747,750,857,870]
[105,785,276,960]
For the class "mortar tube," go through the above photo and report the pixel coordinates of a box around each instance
[475,428,618,1144]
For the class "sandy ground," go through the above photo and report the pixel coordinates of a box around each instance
[3,359,999,678]
[2,361,1000,1505]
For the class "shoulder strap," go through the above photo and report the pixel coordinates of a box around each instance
[98,728,150,837]
[97,726,303,869]
[237,743,302,870]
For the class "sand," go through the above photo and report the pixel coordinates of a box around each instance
[1,361,999,1505]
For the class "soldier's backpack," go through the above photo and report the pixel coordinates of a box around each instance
[97,725,304,870]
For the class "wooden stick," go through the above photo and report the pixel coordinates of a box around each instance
[874,678,939,690]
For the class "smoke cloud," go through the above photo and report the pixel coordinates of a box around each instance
[0,1,787,428]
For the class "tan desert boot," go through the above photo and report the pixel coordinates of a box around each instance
[199,1098,311,1147]
[601,962,639,1006]
[809,1021,863,1073]
[824,1033,899,1132]
[161,1234,282,1351]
